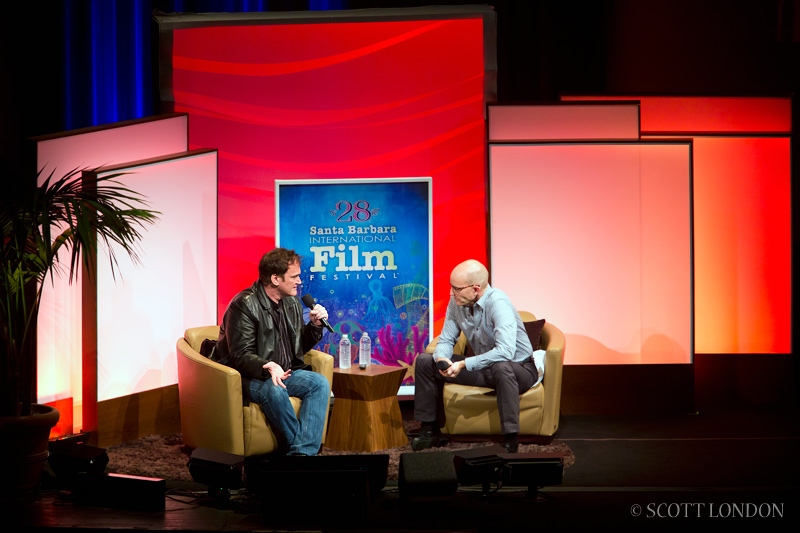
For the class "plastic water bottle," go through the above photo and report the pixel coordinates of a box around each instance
[339,334,351,369]
[359,331,371,367]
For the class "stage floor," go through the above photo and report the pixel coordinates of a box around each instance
[5,405,800,531]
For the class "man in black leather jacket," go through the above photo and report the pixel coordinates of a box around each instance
[211,248,330,455]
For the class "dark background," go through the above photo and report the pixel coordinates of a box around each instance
[4,1,797,153]
[1,0,796,410]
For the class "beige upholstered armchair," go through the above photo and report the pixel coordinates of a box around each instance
[422,312,564,437]
[176,326,334,456]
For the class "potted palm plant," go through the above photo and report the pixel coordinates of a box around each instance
[0,166,158,494]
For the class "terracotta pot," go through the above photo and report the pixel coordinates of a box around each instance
[0,404,60,496]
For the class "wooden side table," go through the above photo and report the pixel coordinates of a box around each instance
[326,365,408,452]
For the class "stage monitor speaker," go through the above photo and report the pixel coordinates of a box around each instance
[452,445,504,488]
[245,453,389,496]
[257,468,370,527]
[498,452,564,497]
[398,451,458,499]
[188,448,245,491]
[73,473,166,511]
[47,442,109,482]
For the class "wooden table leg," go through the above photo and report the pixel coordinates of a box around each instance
[327,366,409,452]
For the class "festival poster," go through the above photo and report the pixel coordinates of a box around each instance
[277,178,432,392]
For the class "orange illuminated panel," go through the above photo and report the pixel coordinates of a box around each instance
[490,142,692,365]
[561,95,792,355]
[45,397,74,439]
[560,96,791,133]
[689,136,791,353]
[33,115,189,415]
[488,103,640,141]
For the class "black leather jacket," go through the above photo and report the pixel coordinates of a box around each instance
[211,280,323,404]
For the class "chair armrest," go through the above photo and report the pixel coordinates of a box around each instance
[304,349,334,389]
[424,337,438,354]
[184,325,221,353]
[425,333,468,356]
[539,322,565,435]
[176,337,246,454]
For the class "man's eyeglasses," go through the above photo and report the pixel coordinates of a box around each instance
[450,283,476,294]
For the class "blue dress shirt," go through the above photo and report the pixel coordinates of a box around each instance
[432,285,533,371]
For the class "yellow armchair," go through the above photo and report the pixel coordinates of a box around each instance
[422,312,564,437]
[176,326,333,456]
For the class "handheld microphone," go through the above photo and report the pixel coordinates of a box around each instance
[301,293,334,333]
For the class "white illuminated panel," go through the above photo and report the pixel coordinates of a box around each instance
[93,150,217,401]
[34,115,188,407]
[490,142,692,365]
[488,104,640,141]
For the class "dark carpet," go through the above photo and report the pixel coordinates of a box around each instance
[105,431,574,482]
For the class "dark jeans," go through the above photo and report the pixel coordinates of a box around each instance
[413,354,538,435]
[249,369,330,455]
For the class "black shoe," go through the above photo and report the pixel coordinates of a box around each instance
[502,438,519,453]
[410,427,449,451]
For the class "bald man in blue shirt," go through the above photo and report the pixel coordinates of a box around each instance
[412,259,537,453]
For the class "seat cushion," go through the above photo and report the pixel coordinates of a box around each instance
[442,382,545,435]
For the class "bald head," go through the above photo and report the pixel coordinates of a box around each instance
[451,259,489,289]
[449,260,488,307]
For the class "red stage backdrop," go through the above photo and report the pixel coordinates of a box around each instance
[157,8,497,333]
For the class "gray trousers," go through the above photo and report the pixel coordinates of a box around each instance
[413,354,538,435]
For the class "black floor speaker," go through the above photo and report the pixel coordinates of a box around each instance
[188,448,245,490]
[245,453,389,496]
[47,442,109,483]
[245,455,387,527]
[398,451,458,499]
[498,452,564,490]
[73,473,166,511]
[260,468,370,527]
[452,445,505,488]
